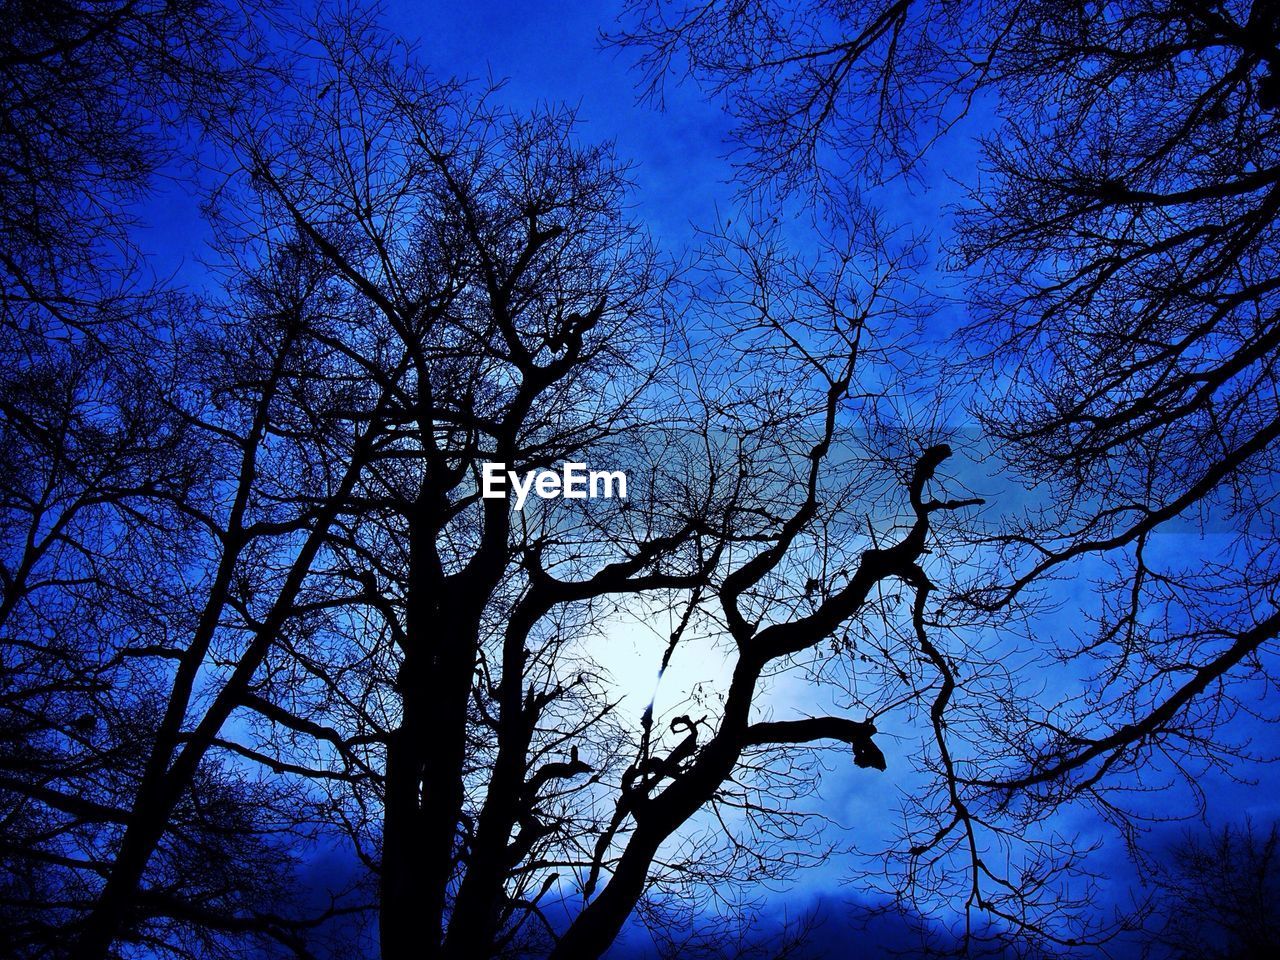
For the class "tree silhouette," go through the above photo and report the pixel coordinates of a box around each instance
[210,29,984,958]
[618,0,1280,945]
[1,2,367,957]
[1144,820,1280,960]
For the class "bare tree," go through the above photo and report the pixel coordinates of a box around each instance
[617,0,1280,946]
[1143,820,1280,960]
[0,250,384,958]
[218,28,1001,952]
[214,30,719,956]
[0,2,365,957]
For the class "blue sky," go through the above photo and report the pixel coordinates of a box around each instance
[394,0,736,247]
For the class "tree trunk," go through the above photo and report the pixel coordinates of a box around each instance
[68,795,172,960]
